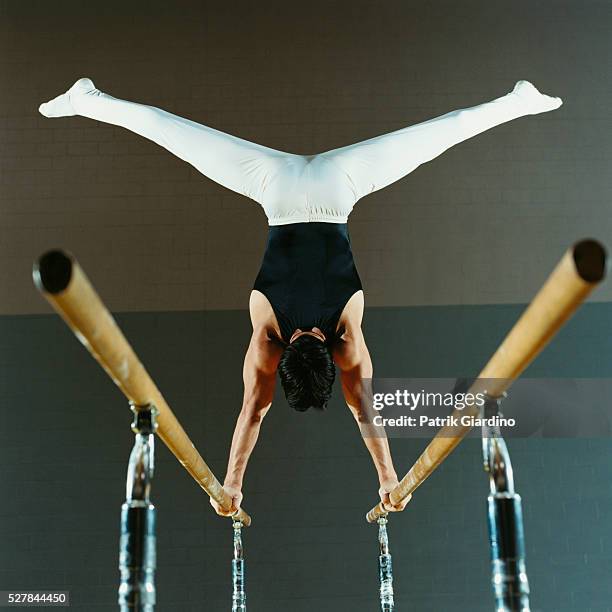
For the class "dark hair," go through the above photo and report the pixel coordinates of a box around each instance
[278,334,336,412]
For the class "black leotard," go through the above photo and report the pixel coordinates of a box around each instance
[253,223,362,344]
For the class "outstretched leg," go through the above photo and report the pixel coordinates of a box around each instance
[39,78,299,203]
[318,81,562,202]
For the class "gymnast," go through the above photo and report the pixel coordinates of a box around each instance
[39,78,562,517]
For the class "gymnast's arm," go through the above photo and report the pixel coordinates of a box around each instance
[334,325,410,512]
[210,327,282,517]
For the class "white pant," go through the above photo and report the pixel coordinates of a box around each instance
[68,83,554,225]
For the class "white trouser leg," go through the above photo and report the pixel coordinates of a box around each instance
[317,81,562,202]
[40,78,299,203]
[40,79,561,223]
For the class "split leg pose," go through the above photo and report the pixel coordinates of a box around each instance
[40,78,562,515]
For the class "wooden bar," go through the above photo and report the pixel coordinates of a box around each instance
[367,239,607,523]
[33,250,251,527]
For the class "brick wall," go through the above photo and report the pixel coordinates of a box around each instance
[0,0,610,315]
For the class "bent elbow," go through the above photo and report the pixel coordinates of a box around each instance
[348,405,368,424]
[248,410,266,425]
[242,403,270,425]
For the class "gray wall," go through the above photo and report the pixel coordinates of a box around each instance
[0,0,610,315]
[1,1,611,611]
[1,304,611,611]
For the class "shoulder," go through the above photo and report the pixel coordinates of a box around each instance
[331,320,368,372]
[343,290,364,316]
[249,289,283,342]
[249,289,274,320]
[246,325,284,375]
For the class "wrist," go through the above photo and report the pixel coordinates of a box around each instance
[224,477,242,490]
[378,471,399,486]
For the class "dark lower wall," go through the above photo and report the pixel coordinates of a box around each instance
[1,302,611,611]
